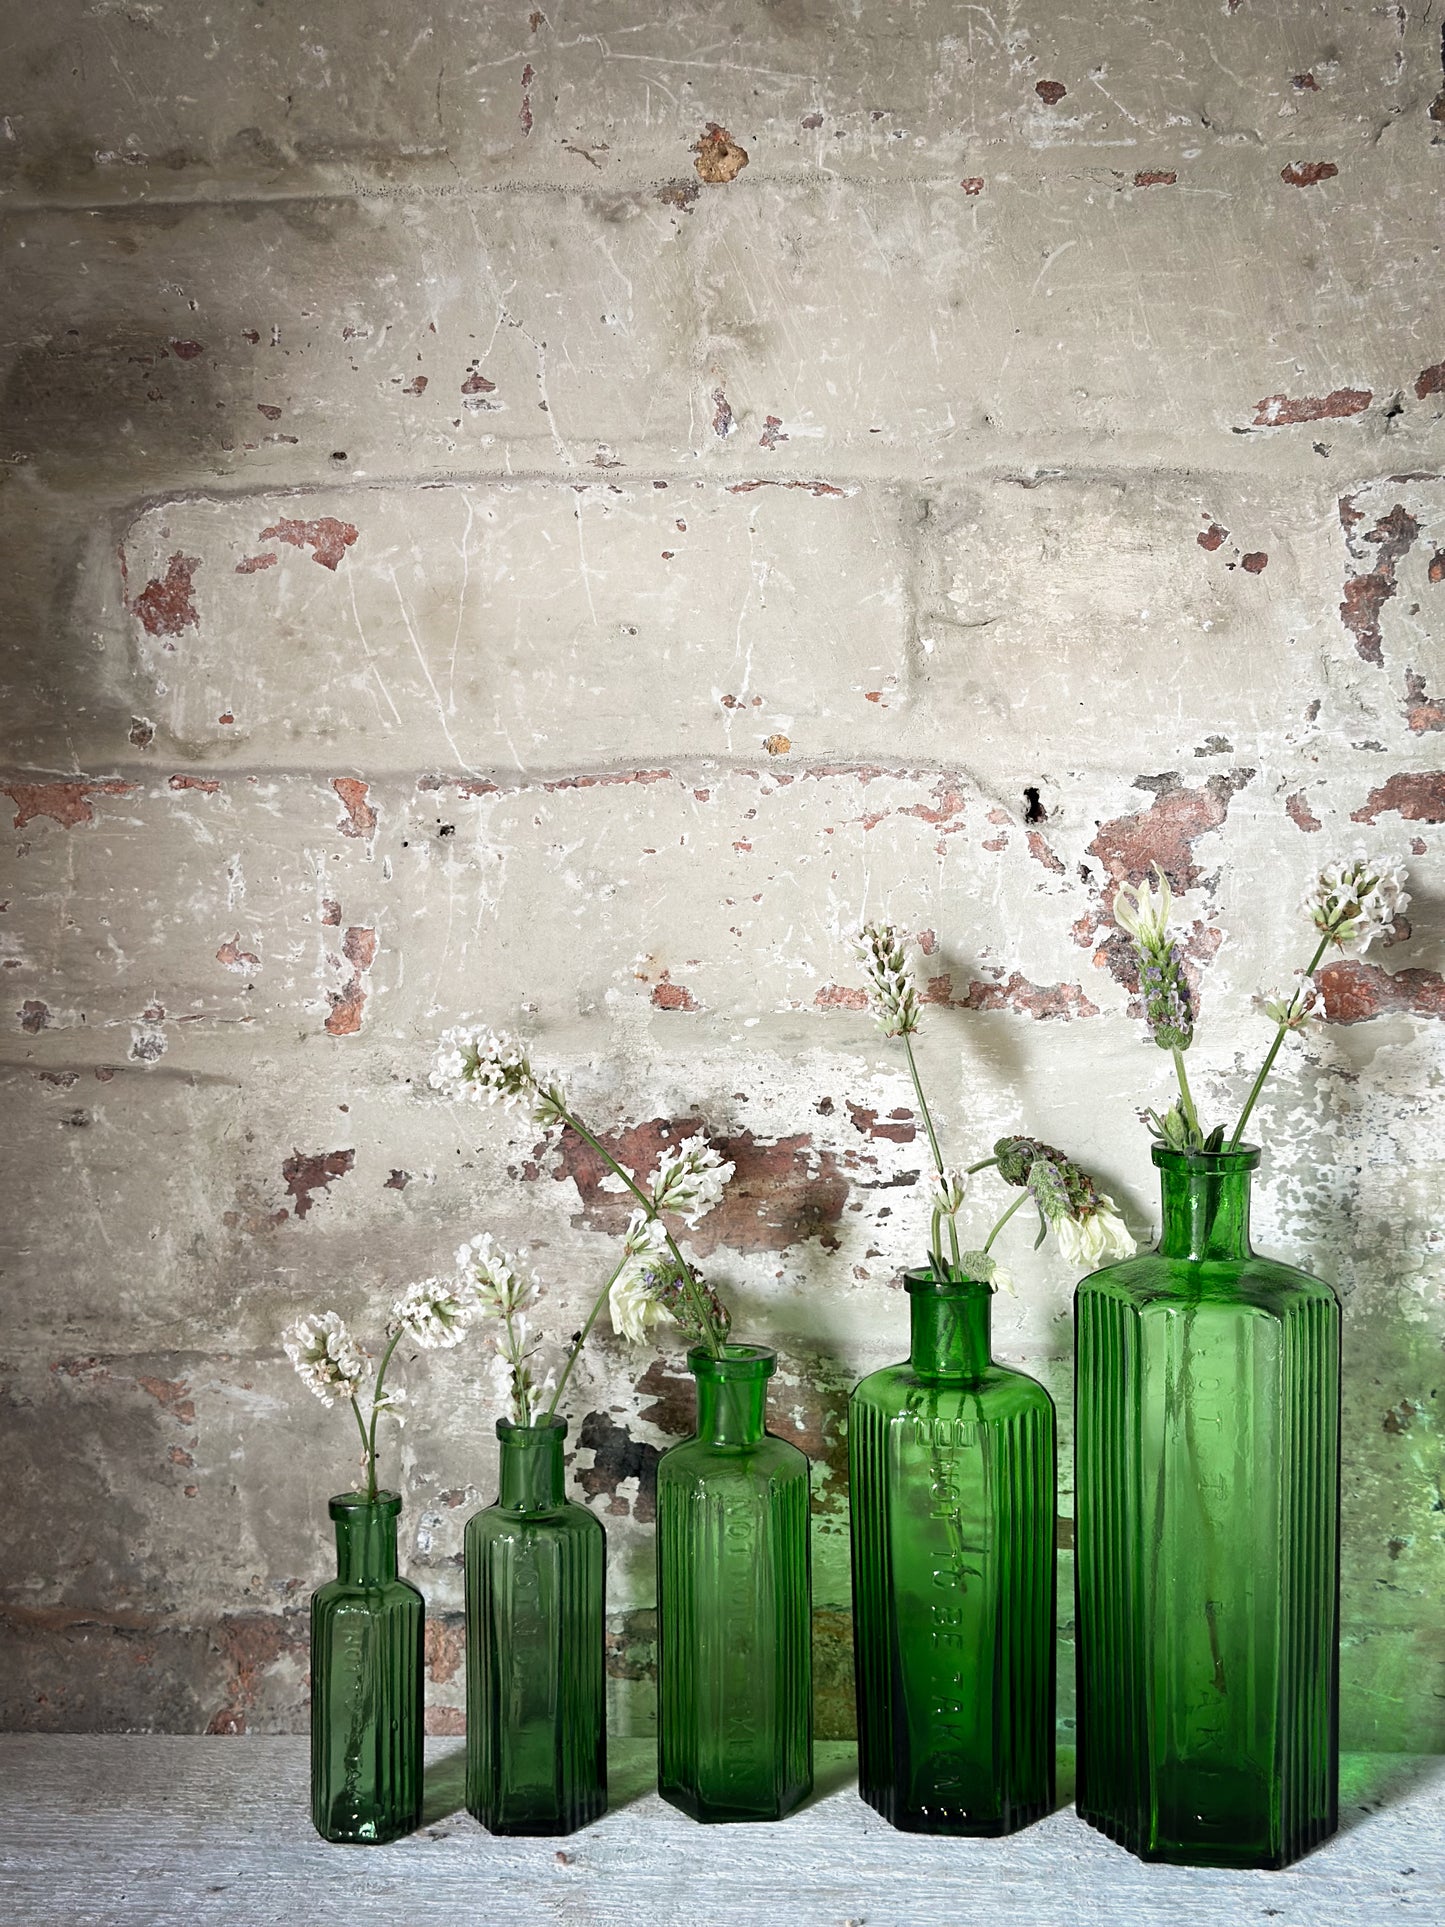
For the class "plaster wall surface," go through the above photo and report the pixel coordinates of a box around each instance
[1,0,1442,1749]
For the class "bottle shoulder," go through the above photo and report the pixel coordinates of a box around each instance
[465,1497,603,1543]
[850,1358,1055,1421]
[657,1430,809,1482]
[1077,1247,1340,1314]
[312,1575,423,1611]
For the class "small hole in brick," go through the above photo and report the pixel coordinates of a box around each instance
[1023,786,1046,823]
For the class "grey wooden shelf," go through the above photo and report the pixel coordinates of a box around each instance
[0,1738,1440,1926]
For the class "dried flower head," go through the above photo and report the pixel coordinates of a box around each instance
[1113,865,1194,1052]
[855,921,922,1037]
[1305,853,1409,952]
[994,1135,1137,1267]
[635,1260,733,1347]
[956,1249,1015,1294]
[1051,1196,1135,1269]
[282,1311,368,1407]
[388,1279,475,1351]
[648,1134,735,1227]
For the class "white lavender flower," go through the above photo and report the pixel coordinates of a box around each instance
[648,1134,735,1226]
[429,1026,537,1107]
[455,1233,537,1317]
[932,1168,968,1217]
[1113,866,1174,948]
[1052,1195,1135,1270]
[855,921,921,1037]
[282,1311,367,1407]
[623,1209,670,1261]
[373,1384,407,1426]
[1263,983,1324,1034]
[609,1266,670,1345]
[957,1249,1015,1294]
[388,1278,474,1350]
[1305,853,1409,952]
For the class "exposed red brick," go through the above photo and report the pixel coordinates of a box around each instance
[18,1000,50,1033]
[846,1102,916,1143]
[960,177,984,195]
[1317,959,1445,1023]
[282,1148,355,1218]
[1351,772,1445,823]
[320,898,342,925]
[1404,671,1445,734]
[725,479,847,497]
[128,553,201,636]
[932,971,1099,1019]
[425,1706,466,1736]
[814,983,868,1010]
[234,553,277,574]
[1087,771,1252,890]
[325,981,368,1036]
[519,62,534,136]
[1430,552,1445,585]
[258,517,359,570]
[332,777,377,838]
[1341,571,1396,665]
[1197,522,1228,551]
[759,414,788,450]
[168,774,221,794]
[216,936,260,972]
[711,389,734,437]
[539,1119,851,1255]
[403,375,429,395]
[1280,160,1339,187]
[651,974,700,1012]
[693,121,748,184]
[256,402,282,421]
[1241,551,1268,574]
[1286,791,1323,832]
[342,925,377,972]
[1035,80,1067,104]
[1025,830,1065,872]
[1415,361,1445,400]
[3,780,133,830]
[1134,170,1177,187]
[424,1618,464,1684]
[384,1169,412,1190]
[135,1375,197,1425]
[208,1613,303,1734]
[1254,389,1370,427]
[461,368,497,396]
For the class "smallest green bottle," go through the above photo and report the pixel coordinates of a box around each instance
[849,1272,1056,1834]
[309,1491,425,1844]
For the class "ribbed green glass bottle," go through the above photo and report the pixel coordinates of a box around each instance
[465,1417,607,1836]
[309,1491,424,1844]
[849,1271,1056,1834]
[1074,1145,1341,1868]
[656,1344,813,1822]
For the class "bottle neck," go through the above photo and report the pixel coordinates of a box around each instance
[689,1345,774,1446]
[497,1420,568,1510]
[331,1494,400,1586]
[1154,1148,1258,1261]
[907,1273,993,1380]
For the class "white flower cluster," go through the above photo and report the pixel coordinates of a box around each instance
[389,1278,475,1350]
[455,1232,538,1317]
[648,1134,735,1227]
[1264,983,1325,1038]
[1305,852,1409,952]
[607,1210,672,1344]
[1113,866,1174,948]
[282,1311,368,1407]
[855,921,921,1037]
[956,1249,1015,1295]
[931,1168,968,1217]
[1052,1197,1136,1270]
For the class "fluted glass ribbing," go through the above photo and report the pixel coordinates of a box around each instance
[849,1272,1056,1834]
[465,1418,607,1836]
[309,1491,424,1844]
[1074,1146,1341,1868]
[656,1345,813,1822]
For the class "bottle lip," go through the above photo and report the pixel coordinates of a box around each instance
[496,1415,568,1443]
[1152,1143,1262,1174]
[903,1264,994,1295]
[328,1490,402,1519]
[686,1342,776,1381]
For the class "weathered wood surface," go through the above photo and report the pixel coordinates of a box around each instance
[0,1740,1440,1926]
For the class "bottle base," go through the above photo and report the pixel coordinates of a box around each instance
[468,1798,607,1838]
[860,1785,1051,1837]
[311,1811,420,1846]
[1077,1804,1337,1871]
[659,1780,812,1825]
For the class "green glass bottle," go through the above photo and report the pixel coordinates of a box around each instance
[656,1344,813,1822]
[465,1417,607,1836]
[849,1270,1056,1834]
[1075,1145,1341,1868]
[309,1491,424,1844]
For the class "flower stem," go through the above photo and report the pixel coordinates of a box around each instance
[1227,932,1332,1150]
[349,1395,372,1491]
[545,1252,629,1421]
[363,1329,405,1500]
[1171,1046,1202,1144]
[983,1189,1029,1255]
[965,1156,1000,1176]
[557,1105,723,1359]
[902,1032,961,1270]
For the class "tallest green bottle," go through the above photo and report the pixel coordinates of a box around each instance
[1074,1145,1341,1868]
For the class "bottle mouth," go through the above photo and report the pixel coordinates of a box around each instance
[903,1265,993,1295]
[687,1342,776,1381]
[328,1490,402,1519]
[496,1415,568,1444]
[1151,1143,1261,1174]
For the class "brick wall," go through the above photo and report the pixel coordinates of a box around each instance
[2,2,1443,1747]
